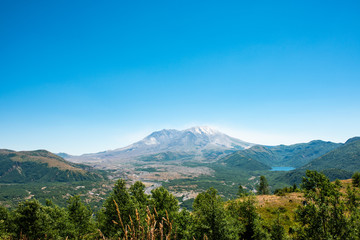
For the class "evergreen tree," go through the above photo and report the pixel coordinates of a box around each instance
[346,185,360,239]
[99,179,136,238]
[13,199,51,239]
[238,184,249,197]
[257,176,270,195]
[150,186,179,236]
[43,199,73,239]
[352,172,360,187]
[227,196,269,240]
[270,213,286,240]
[334,179,342,188]
[67,195,95,238]
[174,209,193,240]
[130,181,149,209]
[346,185,360,211]
[128,181,149,235]
[0,206,11,239]
[192,188,234,240]
[296,170,350,239]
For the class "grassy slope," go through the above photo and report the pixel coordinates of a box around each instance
[256,192,303,231]
[6,149,84,171]
[254,179,354,232]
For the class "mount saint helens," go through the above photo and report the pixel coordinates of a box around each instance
[66,126,255,166]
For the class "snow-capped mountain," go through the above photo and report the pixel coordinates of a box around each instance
[68,126,254,163]
[118,126,252,153]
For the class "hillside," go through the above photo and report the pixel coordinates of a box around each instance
[220,146,271,171]
[222,140,341,169]
[274,168,354,186]
[269,140,342,167]
[0,149,106,183]
[302,137,360,171]
[256,178,355,232]
[274,137,360,185]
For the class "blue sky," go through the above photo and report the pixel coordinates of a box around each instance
[1,0,360,154]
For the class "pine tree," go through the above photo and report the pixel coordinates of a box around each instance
[150,186,179,236]
[296,170,350,239]
[174,209,193,240]
[130,181,149,209]
[238,184,249,197]
[257,176,270,195]
[270,213,286,240]
[67,195,95,238]
[13,199,51,239]
[43,200,72,238]
[192,188,233,240]
[352,172,360,187]
[227,196,269,240]
[0,206,10,239]
[99,179,136,238]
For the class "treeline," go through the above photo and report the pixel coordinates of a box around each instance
[2,171,360,239]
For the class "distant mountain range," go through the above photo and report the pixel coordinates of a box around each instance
[276,137,360,184]
[67,126,254,164]
[301,137,360,171]
[0,149,105,183]
[222,140,342,169]
[65,126,355,173]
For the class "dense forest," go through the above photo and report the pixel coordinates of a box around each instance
[1,171,360,239]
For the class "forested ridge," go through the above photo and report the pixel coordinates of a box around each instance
[0,150,106,183]
[1,171,360,239]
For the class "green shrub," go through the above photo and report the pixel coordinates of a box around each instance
[352,172,360,187]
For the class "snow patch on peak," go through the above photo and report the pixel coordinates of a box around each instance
[186,126,219,135]
[144,137,158,145]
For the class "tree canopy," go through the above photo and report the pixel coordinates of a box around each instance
[2,172,360,239]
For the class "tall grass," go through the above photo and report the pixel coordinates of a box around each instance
[98,200,174,240]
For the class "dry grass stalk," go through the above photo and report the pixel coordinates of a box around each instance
[110,201,173,240]
[113,200,126,233]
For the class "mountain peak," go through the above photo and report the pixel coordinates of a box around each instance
[70,126,254,163]
[186,126,219,135]
[345,137,360,145]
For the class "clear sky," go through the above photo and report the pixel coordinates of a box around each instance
[1,0,360,154]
